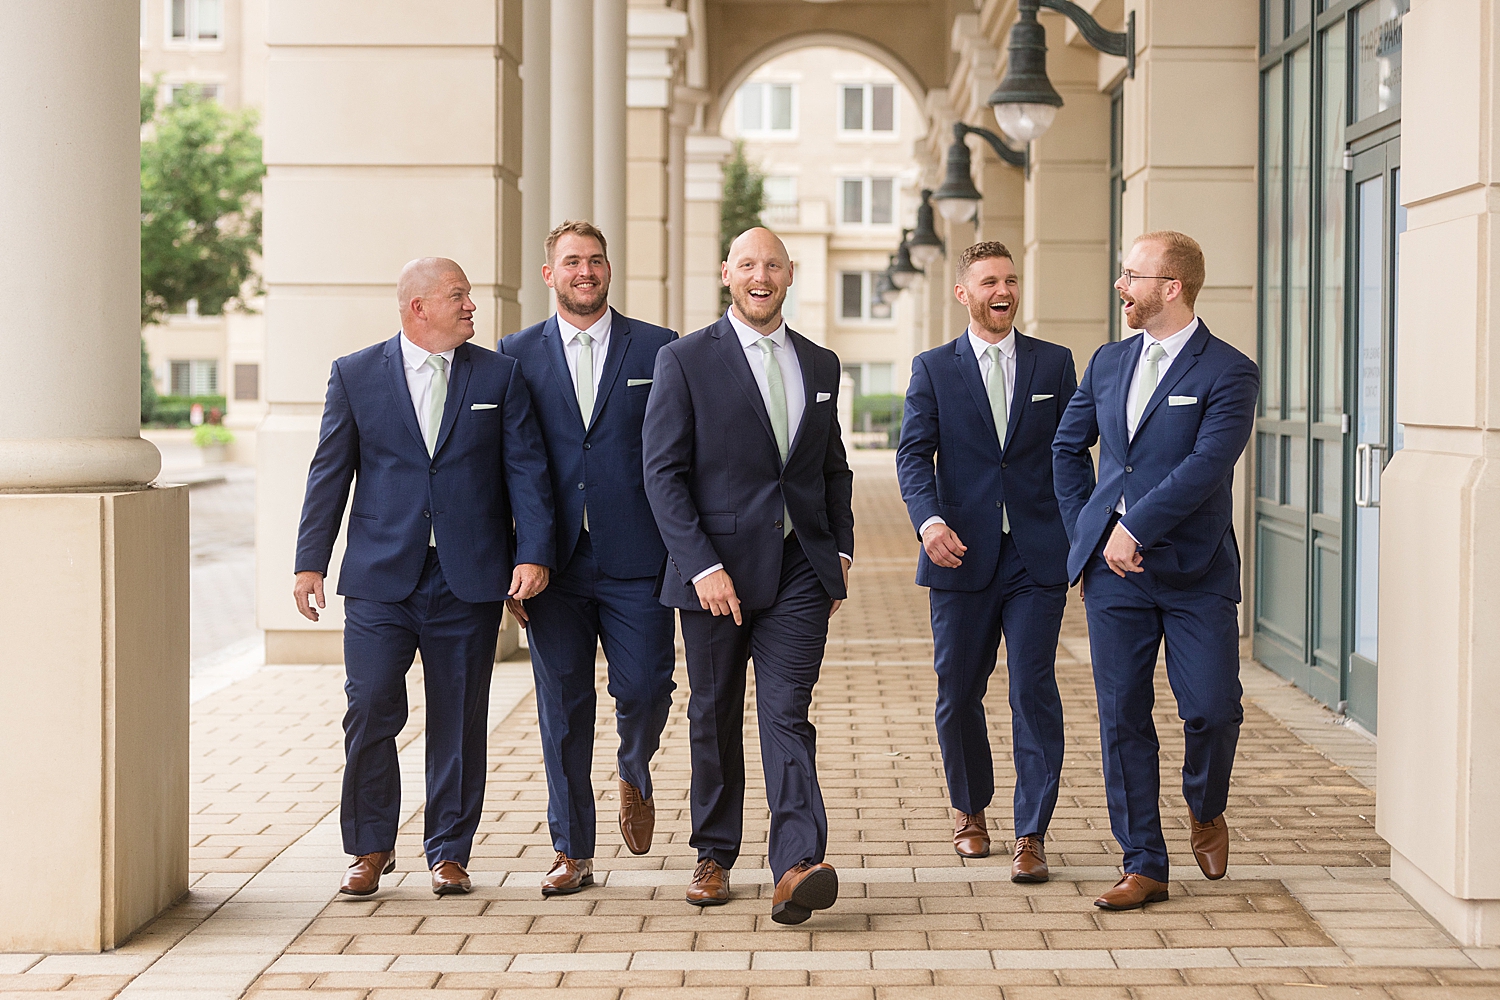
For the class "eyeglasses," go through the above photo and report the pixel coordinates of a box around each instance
[1118,269,1176,286]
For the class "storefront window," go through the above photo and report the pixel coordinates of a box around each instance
[1260,66,1284,418]
[1354,0,1407,121]
[1319,24,1347,426]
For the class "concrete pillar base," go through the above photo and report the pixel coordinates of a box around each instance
[0,488,189,951]
[1393,849,1500,948]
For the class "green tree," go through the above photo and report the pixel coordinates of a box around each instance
[718,141,766,310]
[140,338,158,423]
[140,83,265,325]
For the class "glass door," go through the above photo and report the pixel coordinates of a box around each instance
[1344,138,1402,732]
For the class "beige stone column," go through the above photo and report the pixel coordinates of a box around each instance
[0,1,188,950]
[551,0,593,225]
[594,0,628,257]
[259,1,524,663]
[684,133,733,333]
[521,0,552,326]
[1379,0,1500,947]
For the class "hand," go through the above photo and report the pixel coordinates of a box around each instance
[509,563,549,601]
[694,568,742,625]
[829,556,851,618]
[505,597,530,628]
[293,571,326,622]
[921,523,967,569]
[1102,523,1144,577]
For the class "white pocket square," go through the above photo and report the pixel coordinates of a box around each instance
[1168,395,1197,406]
[470,403,498,410]
[627,378,652,386]
[816,391,832,403]
[1031,393,1053,402]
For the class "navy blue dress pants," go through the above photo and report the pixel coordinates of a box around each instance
[341,548,502,867]
[523,529,677,859]
[929,532,1067,835]
[681,534,831,883]
[1082,546,1243,882]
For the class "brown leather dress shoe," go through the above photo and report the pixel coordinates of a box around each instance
[619,779,654,856]
[1011,835,1049,883]
[339,851,395,896]
[540,853,594,897]
[1189,809,1229,880]
[430,860,472,896]
[685,858,730,906]
[953,810,991,859]
[771,861,839,925]
[1094,873,1170,910]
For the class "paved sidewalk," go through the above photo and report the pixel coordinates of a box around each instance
[5,453,1499,998]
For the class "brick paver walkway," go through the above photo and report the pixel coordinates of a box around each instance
[5,453,1499,998]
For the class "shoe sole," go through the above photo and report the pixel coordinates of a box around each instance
[771,867,839,925]
[686,892,730,907]
[955,846,990,859]
[433,881,473,896]
[1011,870,1049,884]
[541,874,594,898]
[339,858,396,896]
[1094,890,1169,911]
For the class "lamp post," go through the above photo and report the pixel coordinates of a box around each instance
[907,189,945,269]
[986,0,1134,145]
[876,255,900,305]
[890,229,923,290]
[930,121,1027,225]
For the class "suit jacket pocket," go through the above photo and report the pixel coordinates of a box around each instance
[699,512,736,535]
[350,510,377,520]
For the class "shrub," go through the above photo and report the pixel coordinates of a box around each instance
[149,394,228,428]
[193,423,235,448]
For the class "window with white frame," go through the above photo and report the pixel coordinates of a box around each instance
[839,272,893,322]
[761,175,798,225]
[737,82,796,135]
[840,83,896,133]
[840,363,895,397]
[840,177,895,226]
[168,81,221,104]
[170,360,219,397]
[168,0,222,45]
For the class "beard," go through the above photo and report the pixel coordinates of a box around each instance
[1122,287,1164,329]
[556,279,608,317]
[967,297,1015,338]
[731,284,786,326]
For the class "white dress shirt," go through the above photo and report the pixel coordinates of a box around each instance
[556,309,613,422]
[918,328,1017,539]
[399,331,457,446]
[1115,316,1200,529]
[691,309,849,585]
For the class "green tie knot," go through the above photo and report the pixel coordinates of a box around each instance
[427,355,448,373]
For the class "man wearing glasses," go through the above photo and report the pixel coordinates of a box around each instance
[1053,231,1259,910]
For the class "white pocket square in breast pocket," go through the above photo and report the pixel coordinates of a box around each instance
[1031,393,1054,402]
[627,378,652,386]
[816,391,832,403]
[1168,395,1198,406]
[470,403,498,410]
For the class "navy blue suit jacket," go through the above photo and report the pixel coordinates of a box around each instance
[641,316,855,611]
[1052,321,1259,600]
[295,334,556,605]
[498,309,675,579]
[896,331,1079,591]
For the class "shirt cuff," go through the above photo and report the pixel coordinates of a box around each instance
[1118,522,1140,545]
[918,516,946,538]
[838,552,853,566]
[690,563,724,585]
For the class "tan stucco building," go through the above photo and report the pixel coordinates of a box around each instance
[7,0,1500,956]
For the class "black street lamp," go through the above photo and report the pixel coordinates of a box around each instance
[876,255,900,305]
[890,229,923,290]
[986,0,1134,145]
[907,189,945,269]
[930,121,1027,225]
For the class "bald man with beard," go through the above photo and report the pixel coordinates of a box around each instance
[294,257,555,898]
[642,228,855,924]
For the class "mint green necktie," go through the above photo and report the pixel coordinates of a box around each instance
[575,331,594,427]
[756,337,793,537]
[984,345,1010,533]
[425,355,448,455]
[1131,341,1167,435]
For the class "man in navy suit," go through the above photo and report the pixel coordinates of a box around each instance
[896,242,1077,881]
[1053,231,1259,910]
[642,228,854,925]
[293,257,555,898]
[498,221,677,897]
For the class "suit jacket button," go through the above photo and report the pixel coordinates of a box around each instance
[996,501,1003,508]
[577,482,585,490]
[774,520,784,529]
[1125,466,1133,473]
[429,467,437,475]
[583,443,591,450]
[1001,462,1008,469]
[423,510,430,518]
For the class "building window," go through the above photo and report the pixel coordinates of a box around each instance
[168,82,221,103]
[840,177,895,226]
[170,360,219,397]
[839,272,893,322]
[762,175,799,226]
[840,362,894,397]
[737,82,795,135]
[1108,86,1125,343]
[840,84,896,133]
[233,363,260,401]
[168,0,222,45]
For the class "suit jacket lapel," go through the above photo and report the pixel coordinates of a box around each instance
[1110,336,1139,454]
[1132,322,1208,440]
[1003,334,1037,453]
[384,335,428,454]
[713,318,777,450]
[953,333,1001,451]
[588,308,629,430]
[431,343,471,457]
[785,328,817,461]
[541,316,586,431]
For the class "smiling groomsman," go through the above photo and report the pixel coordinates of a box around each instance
[896,242,1078,881]
[499,222,678,897]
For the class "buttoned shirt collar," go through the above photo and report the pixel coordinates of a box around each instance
[728,307,787,349]
[399,331,455,372]
[1136,316,1198,363]
[557,309,612,347]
